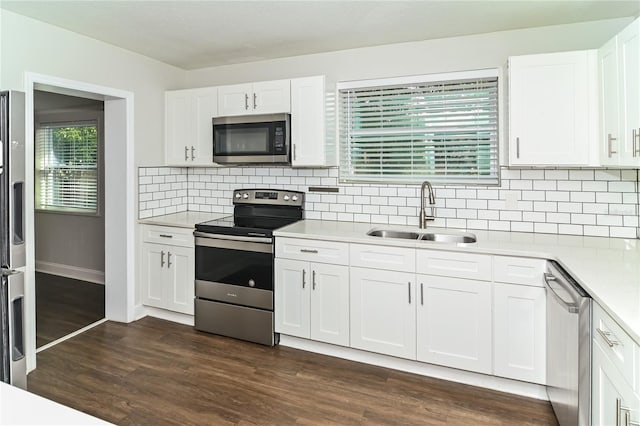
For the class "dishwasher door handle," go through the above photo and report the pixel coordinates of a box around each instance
[545,273,579,314]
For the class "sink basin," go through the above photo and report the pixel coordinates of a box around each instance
[420,232,477,244]
[367,228,477,245]
[366,229,420,239]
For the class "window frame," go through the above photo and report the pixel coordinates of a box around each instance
[336,68,503,186]
[35,110,104,217]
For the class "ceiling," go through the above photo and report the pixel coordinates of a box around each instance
[2,1,640,70]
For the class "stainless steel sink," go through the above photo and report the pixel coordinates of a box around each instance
[367,228,477,244]
[366,229,420,240]
[420,232,477,244]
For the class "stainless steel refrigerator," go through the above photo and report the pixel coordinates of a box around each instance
[0,90,26,389]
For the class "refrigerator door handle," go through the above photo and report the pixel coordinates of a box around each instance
[12,182,24,245]
[0,140,3,174]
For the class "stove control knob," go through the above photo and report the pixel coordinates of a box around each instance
[292,195,298,202]
[243,193,249,199]
[235,193,241,199]
[283,195,290,201]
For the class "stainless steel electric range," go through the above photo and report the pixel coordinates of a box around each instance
[193,188,304,346]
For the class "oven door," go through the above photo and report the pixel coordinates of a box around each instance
[194,233,274,308]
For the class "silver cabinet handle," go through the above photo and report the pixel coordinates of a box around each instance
[167,252,172,268]
[253,93,257,109]
[608,133,618,158]
[420,283,424,306]
[302,269,306,289]
[312,270,316,290]
[184,146,189,161]
[300,249,318,254]
[159,234,173,238]
[516,137,520,159]
[245,93,249,110]
[596,327,619,347]
[160,250,165,267]
[191,146,195,161]
[293,144,297,161]
[408,282,411,304]
[633,128,640,157]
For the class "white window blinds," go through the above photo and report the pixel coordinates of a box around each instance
[339,72,499,184]
[36,121,99,213]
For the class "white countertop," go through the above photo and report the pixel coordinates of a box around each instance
[138,211,229,228]
[274,220,640,345]
[0,382,112,425]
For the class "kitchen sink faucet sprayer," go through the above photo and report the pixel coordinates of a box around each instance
[419,181,436,229]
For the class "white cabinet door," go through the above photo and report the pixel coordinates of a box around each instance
[164,245,195,315]
[165,90,193,166]
[192,88,217,165]
[141,242,165,309]
[416,275,492,374]
[274,258,310,338]
[599,36,621,165]
[618,19,640,167]
[291,76,326,166]
[165,88,217,166]
[493,283,546,384]
[253,79,290,114]
[350,267,416,359]
[592,340,640,426]
[217,83,253,116]
[509,50,597,166]
[310,263,349,346]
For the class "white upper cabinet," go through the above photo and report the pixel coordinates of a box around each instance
[217,79,290,116]
[598,18,640,167]
[291,75,328,167]
[509,50,598,166]
[165,87,217,166]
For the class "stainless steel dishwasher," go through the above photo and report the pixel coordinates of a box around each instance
[545,261,592,426]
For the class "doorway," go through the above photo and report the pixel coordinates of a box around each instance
[33,91,106,350]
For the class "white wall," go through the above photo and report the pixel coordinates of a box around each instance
[0,9,185,166]
[185,18,633,89]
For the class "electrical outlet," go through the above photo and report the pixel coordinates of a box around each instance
[504,191,520,210]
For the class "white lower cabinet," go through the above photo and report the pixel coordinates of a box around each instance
[350,267,416,359]
[416,275,492,374]
[274,258,349,346]
[141,242,194,315]
[493,283,546,384]
[592,339,640,426]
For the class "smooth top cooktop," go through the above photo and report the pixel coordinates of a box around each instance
[195,214,302,237]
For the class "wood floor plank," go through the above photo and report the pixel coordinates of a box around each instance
[27,317,558,425]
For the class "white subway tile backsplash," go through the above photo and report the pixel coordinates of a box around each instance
[138,166,639,239]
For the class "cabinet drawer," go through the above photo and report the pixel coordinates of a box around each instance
[142,225,194,247]
[416,250,491,281]
[593,302,637,390]
[493,256,546,287]
[350,244,415,272]
[276,237,349,265]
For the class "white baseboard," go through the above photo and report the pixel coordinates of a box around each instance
[143,306,195,326]
[279,335,549,401]
[36,260,105,285]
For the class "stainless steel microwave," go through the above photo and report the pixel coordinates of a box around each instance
[213,113,290,165]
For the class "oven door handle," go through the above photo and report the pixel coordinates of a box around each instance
[194,231,272,244]
[194,233,273,254]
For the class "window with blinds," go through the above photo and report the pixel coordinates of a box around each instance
[36,121,99,213]
[338,71,499,185]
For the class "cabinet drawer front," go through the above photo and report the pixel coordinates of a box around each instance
[142,225,194,247]
[593,302,637,390]
[493,256,546,287]
[276,237,349,265]
[350,244,415,272]
[416,250,491,281]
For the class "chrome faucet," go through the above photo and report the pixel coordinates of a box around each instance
[419,181,436,229]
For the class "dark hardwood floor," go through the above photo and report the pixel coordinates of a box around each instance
[27,317,558,425]
[36,272,105,348]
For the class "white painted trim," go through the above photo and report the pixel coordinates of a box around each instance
[143,306,195,326]
[35,261,105,285]
[134,304,147,321]
[24,72,136,373]
[279,335,549,401]
[35,318,107,354]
